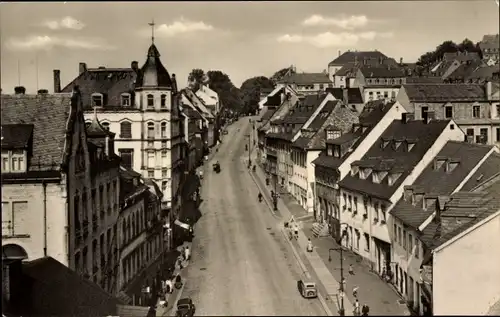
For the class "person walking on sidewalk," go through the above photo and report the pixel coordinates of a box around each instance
[353,298,361,316]
[165,278,173,294]
[306,238,313,252]
[293,223,299,240]
[349,263,355,275]
[184,246,190,261]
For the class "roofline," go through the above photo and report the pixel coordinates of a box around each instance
[451,146,498,194]
[433,209,500,254]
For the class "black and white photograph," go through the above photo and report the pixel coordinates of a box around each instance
[1,1,499,316]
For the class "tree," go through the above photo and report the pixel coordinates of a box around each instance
[206,70,243,113]
[188,68,206,92]
[416,38,483,69]
[239,76,275,115]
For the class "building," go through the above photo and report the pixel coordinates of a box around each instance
[479,34,500,65]
[1,87,121,293]
[313,100,407,238]
[337,114,465,274]
[277,71,332,96]
[442,59,488,83]
[390,141,500,314]
[196,84,220,115]
[116,166,165,305]
[60,42,184,214]
[258,90,300,170]
[397,82,500,146]
[358,65,407,102]
[325,87,364,114]
[180,105,205,171]
[2,257,121,317]
[258,84,297,110]
[429,51,483,79]
[327,50,397,84]
[418,177,500,315]
[181,88,216,149]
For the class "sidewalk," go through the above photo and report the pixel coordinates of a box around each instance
[275,175,410,316]
[156,242,192,317]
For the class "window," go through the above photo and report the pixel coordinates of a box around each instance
[161,151,168,168]
[121,94,131,106]
[364,233,370,251]
[333,145,340,158]
[120,121,132,138]
[101,122,110,131]
[353,197,358,212]
[415,239,420,258]
[162,168,168,178]
[496,128,500,142]
[421,106,428,119]
[319,84,324,89]
[147,94,154,108]
[85,121,91,129]
[12,201,28,235]
[161,94,167,108]
[148,170,154,178]
[496,105,500,118]
[466,128,474,136]
[162,181,168,193]
[8,150,25,172]
[147,151,155,168]
[381,204,386,222]
[161,122,167,138]
[409,233,413,251]
[354,230,360,249]
[397,227,402,245]
[147,122,155,139]
[473,105,480,118]
[445,106,453,118]
[92,93,103,107]
[480,128,488,144]
[119,149,134,170]
[393,224,398,243]
[383,91,388,98]
[402,229,407,249]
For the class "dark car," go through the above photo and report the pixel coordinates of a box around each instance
[297,279,317,298]
[176,298,196,317]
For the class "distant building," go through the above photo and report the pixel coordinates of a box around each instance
[325,87,364,114]
[277,71,332,96]
[196,84,220,115]
[397,82,500,147]
[479,34,500,65]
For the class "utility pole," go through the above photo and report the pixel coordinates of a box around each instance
[329,247,345,316]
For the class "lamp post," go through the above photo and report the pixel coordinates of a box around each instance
[329,247,345,316]
[273,173,278,211]
[247,134,252,168]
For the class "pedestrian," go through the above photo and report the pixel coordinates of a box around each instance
[167,278,174,294]
[353,298,360,316]
[294,223,299,240]
[349,263,355,275]
[306,238,313,252]
[362,304,369,316]
[353,286,359,298]
[184,246,190,261]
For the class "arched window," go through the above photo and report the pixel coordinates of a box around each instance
[147,94,154,108]
[161,122,167,138]
[160,94,167,108]
[147,122,155,139]
[120,121,132,138]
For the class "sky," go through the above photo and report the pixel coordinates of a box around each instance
[1,1,499,94]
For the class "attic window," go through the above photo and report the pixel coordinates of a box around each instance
[161,94,168,108]
[446,161,459,173]
[121,93,131,106]
[394,141,402,150]
[351,166,359,176]
[92,93,103,107]
[327,146,333,156]
[388,172,402,186]
[381,139,390,149]
[407,141,415,152]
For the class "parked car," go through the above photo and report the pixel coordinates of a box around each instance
[176,298,196,317]
[297,279,317,298]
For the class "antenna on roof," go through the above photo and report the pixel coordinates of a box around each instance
[148,19,155,44]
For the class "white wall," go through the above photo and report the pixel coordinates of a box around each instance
[2,182,68,266]
[364,87,400,103]
[433,212,500,315]
[306,150,321,213]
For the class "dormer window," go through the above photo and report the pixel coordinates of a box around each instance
[2,149,26,173]
[446,160,460,173]
[147,94,154,108]
[394,141,402,150]
[92,93,103,107]
[434,157,447,170]
[359,168,372,180]
[351,166,359,176]
[372,172,380,184]
[327,146,333,156]
[381,139,390,149]
[407,141,415,152]
[388,172,402,186]
[161,94,167,108]
[121,93,131,106]
[333,145,340,158]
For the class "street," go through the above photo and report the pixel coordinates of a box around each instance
[180,118,326,316]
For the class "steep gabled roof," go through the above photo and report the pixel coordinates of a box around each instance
[402,83,487,102]
[326,87,364,104]
[278,73,331,85]
[339,119,451,200]
[329,51,389,66]
[1,93,75,172]
[359,66,406,78]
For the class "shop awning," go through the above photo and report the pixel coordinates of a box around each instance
[174,219,190,230]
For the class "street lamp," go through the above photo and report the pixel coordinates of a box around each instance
[329,247,346,316]
[273,174,278,211]
[246,134,252,168]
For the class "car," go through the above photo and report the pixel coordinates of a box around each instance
[176,298,196,317]
[297,279,317,298]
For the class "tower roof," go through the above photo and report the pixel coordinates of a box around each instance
[135,43,173,88]
[86,108,115,138]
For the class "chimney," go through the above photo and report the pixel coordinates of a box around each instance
[402,112,414,124]
[14,86,26,95]
[342,88,349,105]
[53,69,61,93]
[400,57,403,65]
[423,111,435,124]
[37,89,48,95]
[354,55,358,65]
[338,50,341,57]
[79,62,87,75]
[131,61,139,72]
[363,58,367,65]
[486,81,492,100]
[172,73,178,92]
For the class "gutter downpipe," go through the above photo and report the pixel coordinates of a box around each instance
[43,181,48,257]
